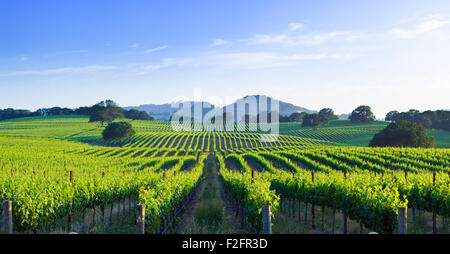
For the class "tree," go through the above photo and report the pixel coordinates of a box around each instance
[318,108,338,125]
[302,113,320,130]
[349,105,375,123]
[414,114,432,129]
[124,109,154,120]
[89,100,124,126]
[369,121,434,148]
[102,121,136,146]
[288,112,306,122]
[385,110,399,122]
[0,108,35,120]
[384,109,449,131]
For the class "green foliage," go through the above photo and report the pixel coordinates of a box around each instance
[301,113,320,130]
[217,154,279,233]
[89,100,125,126]
[102,121,136,145]
[318,108,338,124]
[386,109,450,131]
[370,121,435,148]
[124,109,154,121]
[349,105,376,123]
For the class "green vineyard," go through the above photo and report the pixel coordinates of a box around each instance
[0,116,449,234]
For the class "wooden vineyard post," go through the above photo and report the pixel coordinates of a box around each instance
[251,169,255,184]
[163,172,166,181]
[67,214,72,233]
[69,171,73,185]
[67,170,73,232]
[3,200,13,234]
[136,204,145,234]
[404,171,407,181]
[432,171,437,234]
[109,203,114,225]
[91,207,96,233]
[262,206,272,234]
[343,170,347,234]
[311,170,315,230]
[398,207,407,234]
[101,205,105,223]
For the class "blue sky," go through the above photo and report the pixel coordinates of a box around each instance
[1,0,450,118]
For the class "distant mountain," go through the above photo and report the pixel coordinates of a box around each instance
[229,95,316,116]
[125,95,315,121]
[124,101,215,121]
[338,113,350,120]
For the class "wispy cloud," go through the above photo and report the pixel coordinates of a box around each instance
[137,58,194,74]
[0,65,118,77]
[208,52,353,69]
[136,51,354,73]
[144,45,168,53]
[129,43,143,49]
[210,39,232,47]
[247,31,362,46]
[289,23,304,31]
[391,15,450,39]
[248,34,289,44]
[296,31,362,46]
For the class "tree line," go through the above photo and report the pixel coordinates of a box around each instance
[0,100,154,123]
[385,109,450,131]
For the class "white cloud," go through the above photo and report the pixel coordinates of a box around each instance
[209,52,353,69]
[210,39,231,47]
[289,23,304,31]
[248,34,289,44]
[137,57,194,74]
[391,16,450,39]
[0,65,118,77]
[295,31,362,46]
[130,43,143,49]
[247,31,362,46]
[144,45,168,53]
[136,51,354,73]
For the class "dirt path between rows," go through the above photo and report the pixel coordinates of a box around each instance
[174,152,242,234]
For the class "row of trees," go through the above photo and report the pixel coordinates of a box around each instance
[385,109,450,131]
[301,108,339,129]
[0,100,154,124]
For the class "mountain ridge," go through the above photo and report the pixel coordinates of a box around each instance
[125,95,316,121]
